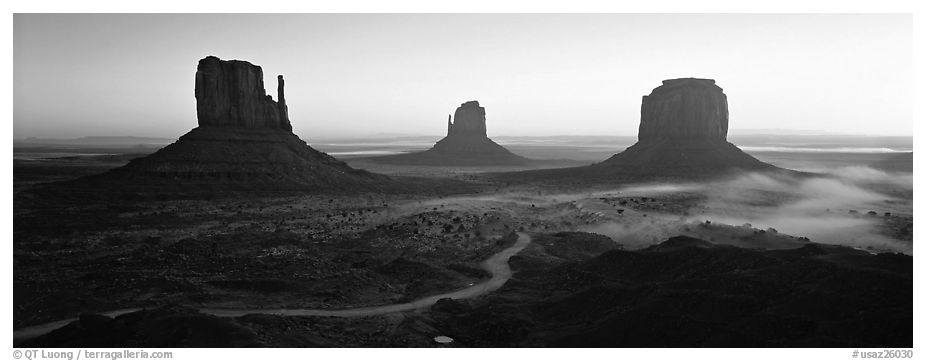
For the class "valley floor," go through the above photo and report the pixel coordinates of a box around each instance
[12,153,913,347]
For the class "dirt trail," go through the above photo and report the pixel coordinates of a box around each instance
[13,233,533,342]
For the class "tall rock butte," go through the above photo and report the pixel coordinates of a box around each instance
[79,56,394,195]
[596,77,776,175]
[497,78,780,183]
[195,56,292,131]
[445,100,487,137]
[638,78,728,141]
[372,101,530,166]
[595,78,775,174]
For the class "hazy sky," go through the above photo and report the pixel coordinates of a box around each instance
[14,13,912,139]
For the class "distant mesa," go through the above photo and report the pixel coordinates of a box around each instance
[596,77,777,173]
[369,101,531,166]
[64,56,394,195]
[499,78,782,183]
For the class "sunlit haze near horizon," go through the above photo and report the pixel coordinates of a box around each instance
[14,13,912,140]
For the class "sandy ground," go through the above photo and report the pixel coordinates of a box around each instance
[12,149,913,346]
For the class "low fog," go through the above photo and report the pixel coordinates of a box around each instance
[580,166,913,254]
[340,165,912,255]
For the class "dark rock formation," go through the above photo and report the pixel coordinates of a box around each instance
[103,126,393,193]
[638,78,728,141]
[446,101,487,137]
[496,78,785,184]
[370,101,531,166]
[596,78,776,175]
[60,56,395,196]
[195,56,291,131]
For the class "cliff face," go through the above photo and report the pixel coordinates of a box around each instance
[195,56,292,131]
[638,78,728,142]
[446,101,487,137]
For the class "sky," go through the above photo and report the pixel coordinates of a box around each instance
[13,13,913,139]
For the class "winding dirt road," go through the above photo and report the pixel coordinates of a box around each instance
[13,232,533,342]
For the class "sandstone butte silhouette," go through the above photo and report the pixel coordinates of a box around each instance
[66,56,394,195]
[370,101,531,166]
[500,78,782,183]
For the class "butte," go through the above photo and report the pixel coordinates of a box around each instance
[55,56,395,197]
[499,78,784,184]
[369,101,531,166]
